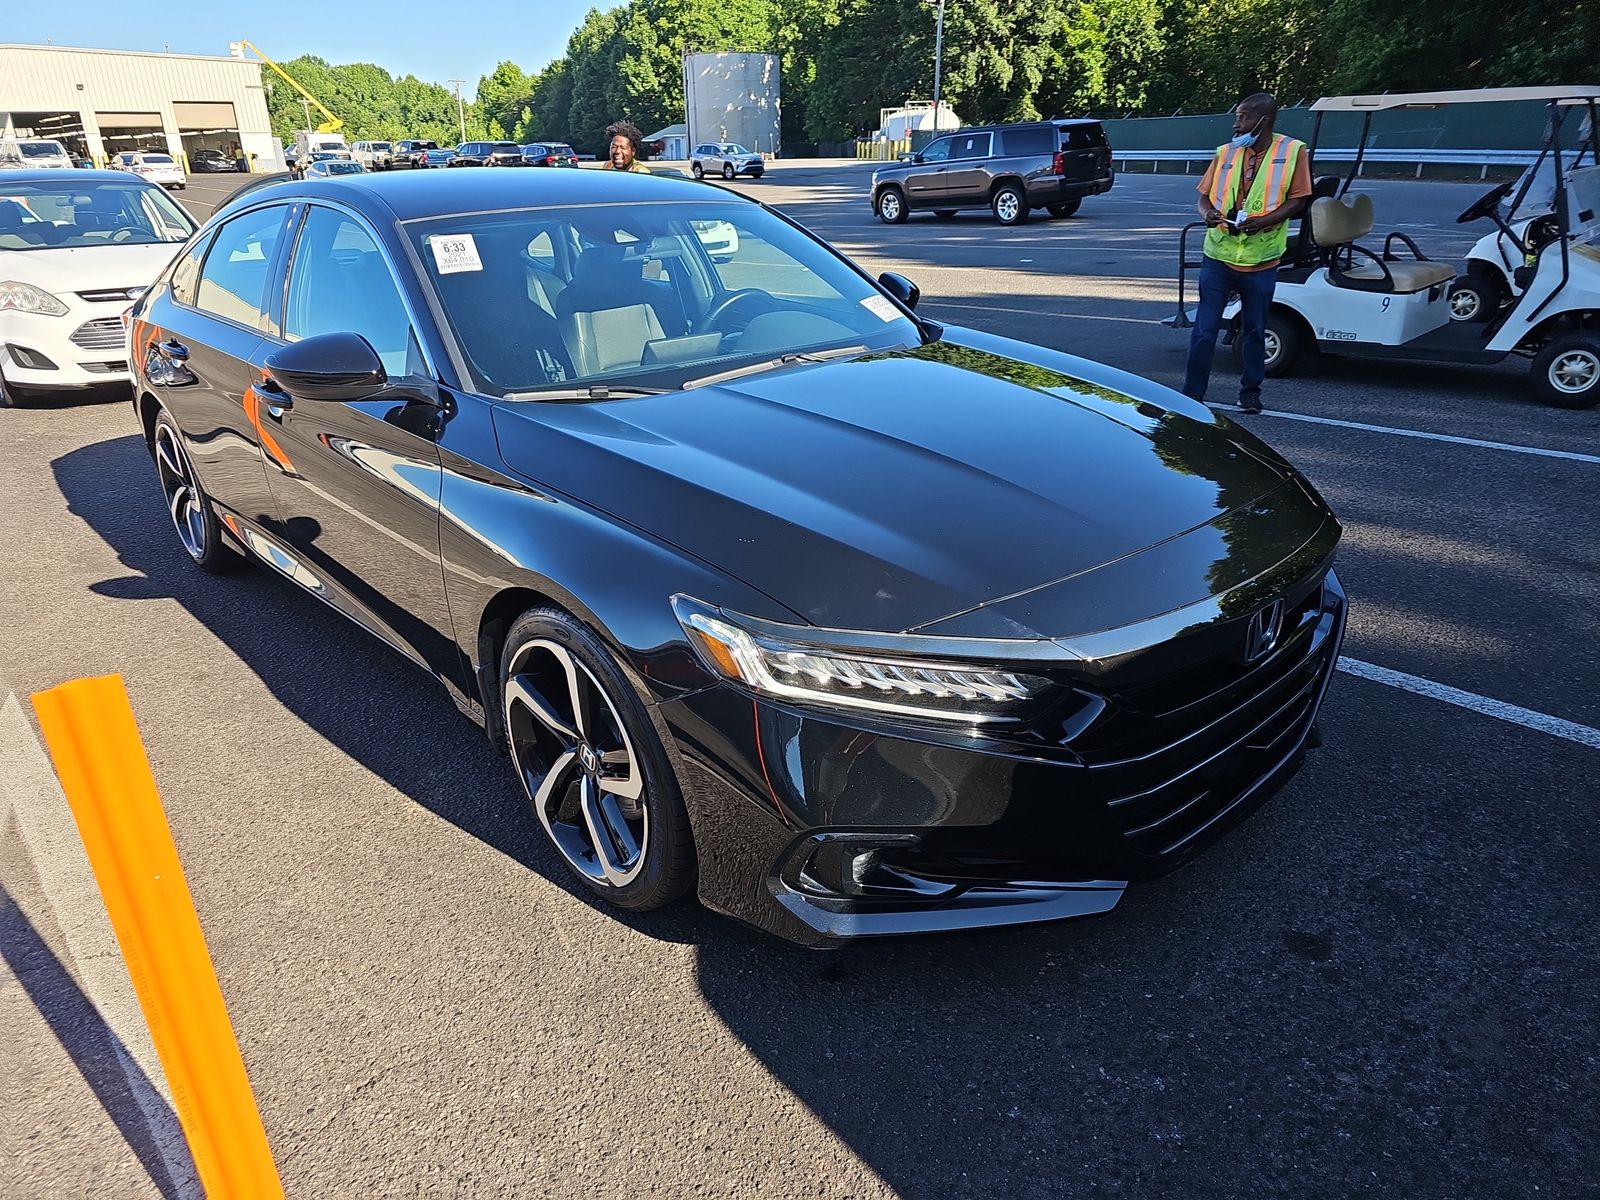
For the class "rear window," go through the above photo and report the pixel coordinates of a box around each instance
[552,145,575,157]
[493,143,519,154]
[144,154,175,164]
[1058,124,1108,150]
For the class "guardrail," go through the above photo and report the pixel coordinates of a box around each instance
[1115,147,1540,180]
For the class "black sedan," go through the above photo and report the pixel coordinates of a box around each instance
[127,169,1345,946]
[190,148,242,173]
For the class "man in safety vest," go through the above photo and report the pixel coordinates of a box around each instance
[1183,92,1312,413]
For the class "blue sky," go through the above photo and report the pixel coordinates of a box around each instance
[7,1,599,97]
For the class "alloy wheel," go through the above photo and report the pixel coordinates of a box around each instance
[154,422,208,561]
[504,639,649,887]
[879,191,902,222]
[1549,348,1599,395]
[723,162,735,180]
[994,189,1021,224]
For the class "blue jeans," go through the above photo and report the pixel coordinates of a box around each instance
[1183,255,1278,403]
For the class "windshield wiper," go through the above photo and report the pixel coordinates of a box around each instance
[503,384,670,402]
[682,344,871,390]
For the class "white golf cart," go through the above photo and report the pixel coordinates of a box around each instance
[1172,86,1600,409]
[1449,127,1594,322]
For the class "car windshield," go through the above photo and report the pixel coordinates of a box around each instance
[408,199,921,398]
[20,143,67,158]
[493,143,519,154]
[372,142,391,151]
[718,144,751,155]
[0,179,194,250]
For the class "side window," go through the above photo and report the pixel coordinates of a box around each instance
[953,133,992,160]
[920,138,953,164]
[195,205,289,332]
[284,206,414,377]
[169,230,215,307]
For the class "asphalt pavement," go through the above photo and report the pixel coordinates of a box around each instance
[3,162,1596,1199]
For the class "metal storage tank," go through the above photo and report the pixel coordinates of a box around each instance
[682,52,781,158]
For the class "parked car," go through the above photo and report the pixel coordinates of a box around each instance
[871,119,1115,226]
[394,139,439,169]
[521,142,578,167]
[113,152,186,191]
[126,167,1344,945]
[352,141,395,171]
[0,169,196,406]
[450,141,524,167]
[690,217,739,261]
[283,144,300,171]
[423,147,457,168]
[691,142,764,180]
[303,158,366,178]
[189,148,241,174]
[1,139,75,170]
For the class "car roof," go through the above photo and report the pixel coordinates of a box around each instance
[212,163,749,225]
[0,168,153,184]
[938,119,1102,135]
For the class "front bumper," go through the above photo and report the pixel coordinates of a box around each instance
[663,569,1346,946]
[2,306,132,389]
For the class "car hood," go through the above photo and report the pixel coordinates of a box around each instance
[490,329,1314,636]
[1,242,186,296]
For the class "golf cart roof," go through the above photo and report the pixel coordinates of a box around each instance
[1312,87,1600,112]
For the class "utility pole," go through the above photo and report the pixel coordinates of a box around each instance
[932,0,946,129]
[301,95,312,130]
[448,78,467,143]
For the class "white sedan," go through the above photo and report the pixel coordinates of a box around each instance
[113,151,187,191]
[0,170,196,406]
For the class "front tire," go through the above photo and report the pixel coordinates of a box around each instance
[151,409,242,572]
[876,187,908,224]
[992,183,1028,226]
[1531,332,1600,409]
[500,608,695,911]
[692,162,704,179]
[722,162,735,180]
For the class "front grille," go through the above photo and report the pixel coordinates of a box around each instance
[69,318,125,351]
[80,360,128,374]
[75,288,141,303]
[1081,577,1344,860]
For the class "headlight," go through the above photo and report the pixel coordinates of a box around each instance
[673,596,1053,724]
[0,281,70,316]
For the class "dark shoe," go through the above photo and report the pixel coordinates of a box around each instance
[1238,393,1263,414]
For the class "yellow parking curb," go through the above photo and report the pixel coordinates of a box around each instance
[31,674,283,1199]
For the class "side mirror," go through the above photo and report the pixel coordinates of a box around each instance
[878,272,920,311]
[264,332,387,401]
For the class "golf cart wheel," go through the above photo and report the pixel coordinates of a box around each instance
[991,183,1028,226]
[692,162,704,179]
[722,162,735,180]
[1233,310,1302,377]
[1448,267,1502,323]
[1047,199,1082,218]
[876,187,908,224]
[1531,332,1600,409]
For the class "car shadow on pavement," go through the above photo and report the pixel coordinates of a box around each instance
[49,433,706,947]
[0,879,196,1198]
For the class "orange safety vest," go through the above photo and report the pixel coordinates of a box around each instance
[1204,133,1305,267]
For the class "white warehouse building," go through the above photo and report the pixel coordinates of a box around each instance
[0,43,278,170]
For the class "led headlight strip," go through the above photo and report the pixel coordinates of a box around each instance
[674,597,1051,723]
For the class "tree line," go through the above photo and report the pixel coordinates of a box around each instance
[267,0,1596,153]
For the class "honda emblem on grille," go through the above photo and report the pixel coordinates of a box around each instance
[1243,599,1286,664]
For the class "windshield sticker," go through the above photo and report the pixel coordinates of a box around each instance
[430,233,483,274]
[860,295,900,322]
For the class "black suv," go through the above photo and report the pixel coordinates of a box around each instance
[450,141,525,167]
[871,120,1113,226]
[394,140,439,169]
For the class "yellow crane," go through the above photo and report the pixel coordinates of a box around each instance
[230,40,343,133]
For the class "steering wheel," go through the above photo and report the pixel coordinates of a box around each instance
[1456,180,1516,224]
[695,288,776,335]
[108,227,147,243]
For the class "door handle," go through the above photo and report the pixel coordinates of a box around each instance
[255,377,293,417]
[159,339,189,361]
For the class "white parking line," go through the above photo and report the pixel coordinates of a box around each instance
[1336,659,1600,750]
[1217,406,1600,465]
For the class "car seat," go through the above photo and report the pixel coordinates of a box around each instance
[555,243,668,377]
[1311,193,1456,293]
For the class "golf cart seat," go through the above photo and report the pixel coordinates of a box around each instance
[1312,194,1456,293]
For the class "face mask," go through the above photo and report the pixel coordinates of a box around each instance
[1229,117,1265,150]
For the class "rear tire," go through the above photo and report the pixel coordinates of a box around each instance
[992,183,1028,226]
[1233,310,1303,378]
[1531,331,1600,409]
[500,608,696,911]
[876,187,908,224]
[1047,198,1082,218]
[1448,266,1502,323]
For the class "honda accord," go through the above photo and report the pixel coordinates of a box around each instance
[127,168,1346,945]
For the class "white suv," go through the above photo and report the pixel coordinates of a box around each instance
[0,171,196,406]
[690,142,765,181]
[352,141,395,171]
[1,139,74,170]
